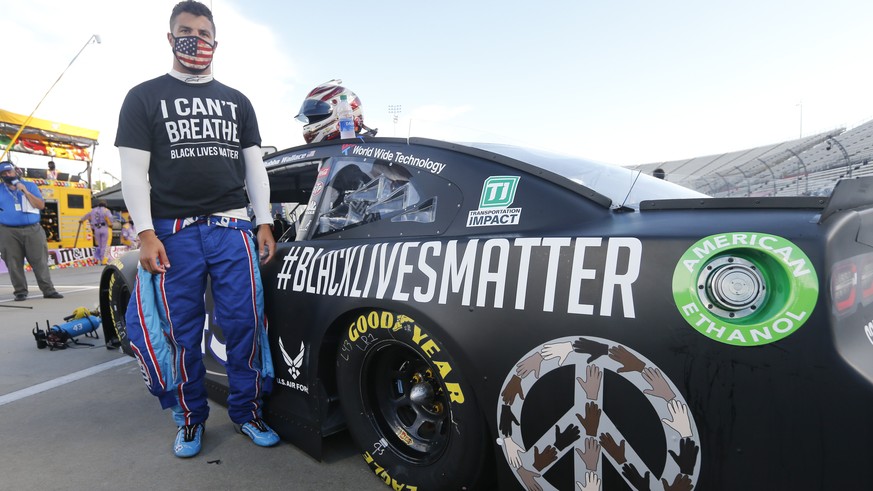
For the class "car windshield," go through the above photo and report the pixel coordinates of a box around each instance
[466,143,708,209]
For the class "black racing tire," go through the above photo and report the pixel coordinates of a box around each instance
[101,266,132,355]
[336,310,489,490]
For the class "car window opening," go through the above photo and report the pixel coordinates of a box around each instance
[314,159,435,237]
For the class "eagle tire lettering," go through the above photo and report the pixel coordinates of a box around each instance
[673,232,819,346]
[336,310,488,490]
[498,336,700,491]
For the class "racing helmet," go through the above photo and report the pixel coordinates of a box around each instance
[295,79,373,143]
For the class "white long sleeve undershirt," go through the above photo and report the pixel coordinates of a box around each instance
[118,146,154,233]
[118,70,271,233]
[118,145,272,233]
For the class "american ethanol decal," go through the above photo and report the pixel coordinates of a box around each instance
[672,232,819,346]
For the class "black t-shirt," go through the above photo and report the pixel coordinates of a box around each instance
[115,74,261,218]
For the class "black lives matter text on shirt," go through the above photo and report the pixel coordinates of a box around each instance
[161,97,241,160]
[115,75,262,218]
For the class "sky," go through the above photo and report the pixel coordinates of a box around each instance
[2,0,873,185]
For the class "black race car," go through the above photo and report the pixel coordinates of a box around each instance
[100,137,873,490]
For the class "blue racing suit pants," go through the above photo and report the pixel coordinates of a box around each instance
[125,216,273,426]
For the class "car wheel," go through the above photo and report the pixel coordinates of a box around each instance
[336,310,489,490]
[103,267,132,355]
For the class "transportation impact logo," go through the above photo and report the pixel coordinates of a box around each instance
[480,176,519,208]
[468,176,522,227]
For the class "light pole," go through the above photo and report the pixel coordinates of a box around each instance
[102,170,120,185]
[0,34,101,162]
[388,104,402,137]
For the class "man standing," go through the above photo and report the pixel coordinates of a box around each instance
[116,0,277,458]
[79,199,113,265]
[47,160,58,180]
[0,161,64,301]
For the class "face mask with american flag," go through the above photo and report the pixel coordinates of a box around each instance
[172,35,215,72]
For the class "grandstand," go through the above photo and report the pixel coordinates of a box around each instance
[630,119,873,197]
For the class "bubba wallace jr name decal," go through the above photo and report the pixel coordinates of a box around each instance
[276,237,641,317]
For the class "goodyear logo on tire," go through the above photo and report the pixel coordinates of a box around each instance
[672,232,819,346]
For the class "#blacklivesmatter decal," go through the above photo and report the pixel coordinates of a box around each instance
[160,97,242,160]
[276,237,641,317]
[468,176,522,227]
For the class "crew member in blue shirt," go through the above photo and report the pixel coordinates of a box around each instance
[0,161,63,301]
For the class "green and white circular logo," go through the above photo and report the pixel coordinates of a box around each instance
[672,232,819,346]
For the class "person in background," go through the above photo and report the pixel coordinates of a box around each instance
[79,199,114,265]
[115,0,278,459]
[0,161,64,301]
[121,219,139,249]
[47,160,58,180]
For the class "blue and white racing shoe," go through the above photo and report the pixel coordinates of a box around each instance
[173,423,204,458]
[234,418,280,447]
